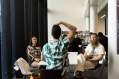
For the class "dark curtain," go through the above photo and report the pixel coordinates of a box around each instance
[1,0,12,78]
[1,0,47,78]
[38,0,48,47]
[24,0,47,47]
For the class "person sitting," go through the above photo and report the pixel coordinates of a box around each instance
[98,32,108,53]
[98,32,108,62]
[74,33,105,78]
[26,36,41,68]
[42,21,77,79]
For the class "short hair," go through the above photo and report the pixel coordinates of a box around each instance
[90,33,98,37]
[52,25,61,39]
[89,32,93,35]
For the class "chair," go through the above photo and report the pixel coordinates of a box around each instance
[14,57,33,79]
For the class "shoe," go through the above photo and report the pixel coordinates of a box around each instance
[74,71,83,79]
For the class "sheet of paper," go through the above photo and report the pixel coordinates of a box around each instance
[68,52,78,65]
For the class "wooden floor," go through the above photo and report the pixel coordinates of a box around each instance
[13,65,108,79]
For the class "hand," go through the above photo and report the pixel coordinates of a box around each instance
[85,55,93,60]
[54,21,62,26]
[34,58,40,62]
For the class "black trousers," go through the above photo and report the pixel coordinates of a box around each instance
[40,70,62,79]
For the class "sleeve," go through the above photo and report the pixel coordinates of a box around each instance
[60,34,69,45]
[97,45,105,55]
[42,44,52,58]
[85,46,88,53]
[26,46,34,61]
[85,45,90,55]
[84,45,91,55]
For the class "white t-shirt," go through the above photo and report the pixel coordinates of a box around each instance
[85,43,105,56]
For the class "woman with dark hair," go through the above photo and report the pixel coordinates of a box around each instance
[26,36,41,67]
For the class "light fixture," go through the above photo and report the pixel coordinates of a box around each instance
[100,14,106,19]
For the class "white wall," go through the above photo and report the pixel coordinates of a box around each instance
[48,0,87,41]
[108,0,119,79]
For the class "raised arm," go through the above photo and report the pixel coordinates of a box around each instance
[57,21,77,39]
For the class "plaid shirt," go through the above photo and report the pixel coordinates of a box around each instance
[42,35,69,70]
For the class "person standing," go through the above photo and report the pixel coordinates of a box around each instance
[42,21,77,79]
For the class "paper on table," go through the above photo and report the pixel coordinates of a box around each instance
[68,52,78,65]
[38,61,48,66]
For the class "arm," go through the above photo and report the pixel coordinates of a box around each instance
[88,54,104,62]
[27,47,40,62]
[84,45,93,60]
[42,44,52,59]
[84,50,104,61]
[41,52,44,61]
[52,53,68,59]
[57,21,77,39]
[58,21,77,31]
[84,52,93,60]
[89,45,105,62]
[27,48,35,61]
